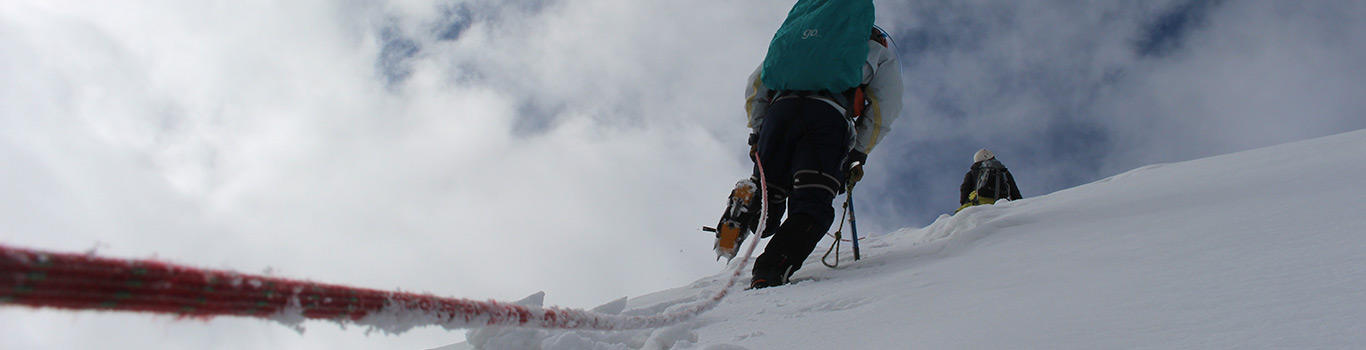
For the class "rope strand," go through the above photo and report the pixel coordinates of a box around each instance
[0,153,773,333]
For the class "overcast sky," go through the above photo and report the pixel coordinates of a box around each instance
[3,0,1364,349]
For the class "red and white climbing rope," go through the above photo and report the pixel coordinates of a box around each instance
[0,155,771,332]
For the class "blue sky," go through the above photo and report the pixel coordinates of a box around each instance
[2,0,1365,349]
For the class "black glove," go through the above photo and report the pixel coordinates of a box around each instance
[747,133,760,160]
[844,150,868,188]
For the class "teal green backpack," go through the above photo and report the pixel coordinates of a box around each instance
[760,0,876,92]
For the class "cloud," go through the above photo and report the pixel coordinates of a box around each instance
[1135,0,1225,58]
[2,0,774,348]
[1091,1,1366,174]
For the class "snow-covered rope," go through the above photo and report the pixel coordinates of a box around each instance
[0,157,769,332]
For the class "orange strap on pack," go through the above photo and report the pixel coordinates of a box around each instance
[851,86,867,119]
[851,28,887,120]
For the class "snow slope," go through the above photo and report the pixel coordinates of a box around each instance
[443,129,1366,349]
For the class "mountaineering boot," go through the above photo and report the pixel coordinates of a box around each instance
[749,277,777,289]
[750,264,794,290]
[749,214,822,289]
[713,178,760,261]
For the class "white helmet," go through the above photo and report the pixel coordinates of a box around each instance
[973,148,995,163]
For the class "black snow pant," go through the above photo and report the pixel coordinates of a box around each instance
[751,97,853,282]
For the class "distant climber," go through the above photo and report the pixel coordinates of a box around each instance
[956,149,1022,213]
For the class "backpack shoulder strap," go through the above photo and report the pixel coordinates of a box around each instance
[973,166,992,191]
[979,159,1015,199]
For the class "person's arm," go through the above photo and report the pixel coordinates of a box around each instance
[960,170,975,204]
[1005,171,1023,200]
[744,65,770,136]
[852,41,905,156]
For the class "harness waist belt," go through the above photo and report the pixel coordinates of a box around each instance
[774,91,848,117]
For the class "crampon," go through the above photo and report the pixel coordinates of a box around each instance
[702,178,760,262]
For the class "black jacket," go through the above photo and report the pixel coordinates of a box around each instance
[959,159,1023,204]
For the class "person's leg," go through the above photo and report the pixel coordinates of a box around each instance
[752,99,851,287]
[750,99,803,237]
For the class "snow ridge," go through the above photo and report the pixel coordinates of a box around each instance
[441,129,1366,350]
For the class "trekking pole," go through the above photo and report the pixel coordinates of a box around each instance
[847,185,862,261]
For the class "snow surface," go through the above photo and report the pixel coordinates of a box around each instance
[438,129,1366,349]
